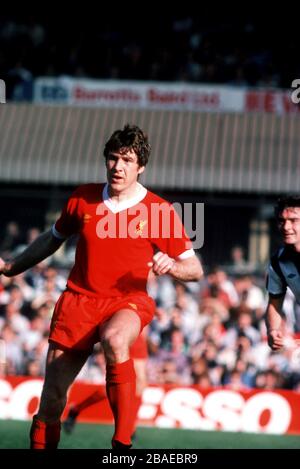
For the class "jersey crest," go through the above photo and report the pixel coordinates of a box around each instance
[135,220,147,235]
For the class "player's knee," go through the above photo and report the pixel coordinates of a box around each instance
[102,330,127,356]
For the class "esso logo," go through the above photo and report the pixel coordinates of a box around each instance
[141,387,293,435]
[0,379,42,419]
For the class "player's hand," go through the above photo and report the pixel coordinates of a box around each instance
[267,329,284,351]
[147,251,175,276]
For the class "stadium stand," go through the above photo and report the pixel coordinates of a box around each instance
[0,11,298,101]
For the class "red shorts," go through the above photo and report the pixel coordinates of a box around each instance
[129,333,148,359]
[49,289,155,352]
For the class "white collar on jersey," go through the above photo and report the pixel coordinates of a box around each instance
[102,182,147,214]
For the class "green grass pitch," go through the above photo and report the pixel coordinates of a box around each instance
[0,420,300,449]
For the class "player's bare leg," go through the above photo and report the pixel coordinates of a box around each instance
[30,343,88,449]
[99,309,141,449]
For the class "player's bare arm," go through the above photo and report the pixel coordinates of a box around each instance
[0,229,64,277]
[265,296,285,351]
[149,251,203,281]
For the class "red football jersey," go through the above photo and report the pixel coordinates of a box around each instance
[54,183,193,297]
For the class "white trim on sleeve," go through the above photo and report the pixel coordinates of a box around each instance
[176,249,195,260]
[51,224,67,240]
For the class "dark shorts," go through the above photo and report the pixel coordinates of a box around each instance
[49,289,155,352]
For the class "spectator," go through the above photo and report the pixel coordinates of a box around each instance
[0,221,22,256]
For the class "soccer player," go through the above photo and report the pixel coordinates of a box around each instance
[63,333,148,437]
[265,195,300,350]
[0,124,203,449]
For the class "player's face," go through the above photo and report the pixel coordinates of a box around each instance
[106,149,145,194]
[278,207,300,250]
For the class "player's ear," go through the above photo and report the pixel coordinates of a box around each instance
[138,166,145,175]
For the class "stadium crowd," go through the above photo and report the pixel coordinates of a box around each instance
[1,221,300,392]
[1,12,297,100]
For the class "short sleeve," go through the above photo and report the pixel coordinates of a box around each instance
[266,258,287,298]
[54,187,82,238]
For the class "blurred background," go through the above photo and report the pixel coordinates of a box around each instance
[1,8,300,446]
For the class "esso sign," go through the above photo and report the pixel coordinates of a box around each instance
[203,390,291,434]
[0,379,42,420]
[141,387,294,435]
[1,378,299,435]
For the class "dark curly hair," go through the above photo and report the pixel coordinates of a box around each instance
[275,194,300,218]
[103,124,151,167]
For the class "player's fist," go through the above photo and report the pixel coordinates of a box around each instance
[147,251,175,276]
[267,329,284,351]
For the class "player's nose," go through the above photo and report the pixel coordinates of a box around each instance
[283,220,292,230]
[114,158,125,170]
